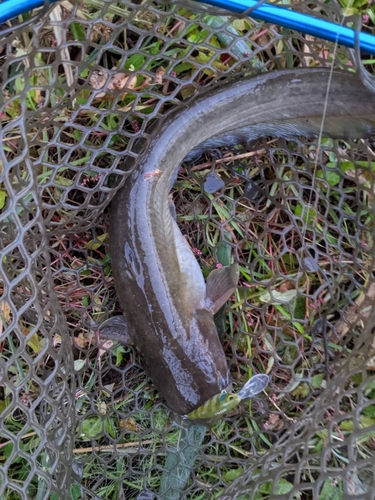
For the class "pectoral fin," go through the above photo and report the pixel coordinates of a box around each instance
[99,315,134,345]
[206,263,239,313]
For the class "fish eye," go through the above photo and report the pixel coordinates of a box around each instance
[228,395,235,400]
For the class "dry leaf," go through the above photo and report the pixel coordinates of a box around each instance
[124,417,141,432]
[333,282,375,339]
[366,338,375,371]
[98,339,114,359]
[89,70,107,91]
[89,70,137,98]
[155,66,166,85]
[0,301,12,334]
[74,331,89,349]
[303,34,315,66]
[108,72,137,91]
[264,413,284,431]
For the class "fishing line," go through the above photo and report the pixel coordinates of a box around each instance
[301,13,344,245]
[298,11,347,373]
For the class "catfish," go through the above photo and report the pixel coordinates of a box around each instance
[100,68,375,417]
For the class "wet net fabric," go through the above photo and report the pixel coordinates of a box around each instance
[0,0,374,498]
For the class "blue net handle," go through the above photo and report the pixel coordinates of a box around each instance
[198,0,375,55]
[0,0,374,53]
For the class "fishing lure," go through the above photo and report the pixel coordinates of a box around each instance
[187,374,269,421]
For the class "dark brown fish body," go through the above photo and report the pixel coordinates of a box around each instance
[100,69,375,416]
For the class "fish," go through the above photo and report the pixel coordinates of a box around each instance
[99,68,375,418]
[186,374,270,420]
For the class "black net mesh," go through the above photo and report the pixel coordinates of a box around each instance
[0,0,375,498]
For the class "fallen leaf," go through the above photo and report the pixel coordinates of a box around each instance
[74,359,86,371]
[89,70,137,98]
[108,72,137,91]
[89,70,107,91]
[155,66,166,85]
[264,413,284,431]
[333,282,375,340]
[0,302,11,334]
[124,417,141,432]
